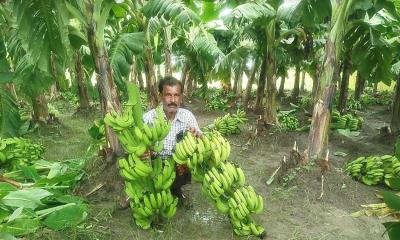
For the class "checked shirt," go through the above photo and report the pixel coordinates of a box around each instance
[143,107,200,159]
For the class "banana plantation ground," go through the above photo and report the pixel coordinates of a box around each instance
[27,98,393,240]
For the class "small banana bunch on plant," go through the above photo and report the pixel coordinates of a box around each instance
[104,82,178,229]
[172,131,265,237]
[0,137,44,169]
[345,155,400,189]
[210,110,247,136]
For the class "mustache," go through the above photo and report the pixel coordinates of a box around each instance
[168,103,178,107]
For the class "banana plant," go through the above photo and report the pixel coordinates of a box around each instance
[0,4,22,137]
[337,8,398,113]
[308,0,399,160]
[6,0,72,122]
[224,0,329,126]
[65,0,137,157]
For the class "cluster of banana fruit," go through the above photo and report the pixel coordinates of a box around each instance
[331,110,363,131]
[0,137,44,168]
[173,131,231,181]
[105,106,170,156]
[228,187,265,236]
[172,131,265,237]
[120,157,178,229]
[128,189,178,229]
[201,163,264,236]
[209,109,247,135]
[345,155,399,188]
[202,162,245,199]
[103,83,178,229]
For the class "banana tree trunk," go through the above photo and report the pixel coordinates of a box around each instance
[373,83,378,93]
[243,58,259,109]
[181,61,189,90]
[163,25,173,76]
[354,73,365,100]
[164,47,172,76]
[31,94,49,122]
[87,25,122,158]
[143,44,159,107]
[391,75,400,136]
[311,71,319,100]
[49,84,58,101]
[129,56,137,83]
[308,35,341,160]
[237,62,244,95]
[263,51,278,126]
[278,76,285,97]
[157,65,162,82]
[255,57,267,113]
[137,71,144,90]
[183,74,192,97]
[337,57,351,113]
[49,53,59,100]
[233,65,240,95]
[75,51,90,111]
[307,0,355,161]
[291,64,301,103]
[300,71,306,93]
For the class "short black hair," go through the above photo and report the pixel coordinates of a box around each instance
[158,76,183,94]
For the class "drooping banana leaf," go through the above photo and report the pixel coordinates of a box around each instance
[0,86,22,137]
[109,32,145,90]
[142,0,200,26]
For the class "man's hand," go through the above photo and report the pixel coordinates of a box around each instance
[140,150,152,161]
[187,127,202,138]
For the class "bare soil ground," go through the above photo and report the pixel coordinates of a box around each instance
[32,99,394,240]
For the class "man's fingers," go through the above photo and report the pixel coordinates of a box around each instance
[140,150,151,160]
[187,127,201,138]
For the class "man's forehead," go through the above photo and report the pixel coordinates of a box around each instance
[162,84,181,93]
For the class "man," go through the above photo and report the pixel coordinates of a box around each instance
[120,76,201,208]
[143,76,201,204]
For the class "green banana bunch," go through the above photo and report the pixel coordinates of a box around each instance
[108,106,171,156]
[0,137,44,169]
[209,109,247,136]
[119,156,179,228]
[201,174,265,236]
[230,218,265,237]
[129,189,178,229]
[104,108,135,132]
[118,154,154,181]
[330,111,363,131]
[344,156,366,178]
[345,155,400,188]
[104,83,179,229]
[171,128,265,237]
[153,157,176,191]
[202,163,246,200]
[383,156,400,188]
[173,131,231,178]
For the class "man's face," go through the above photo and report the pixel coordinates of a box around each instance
[161,84,182,115]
